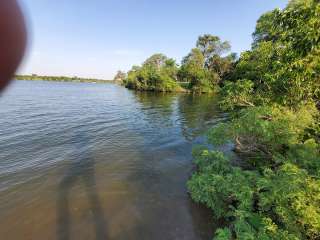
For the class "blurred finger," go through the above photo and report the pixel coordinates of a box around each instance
[0,0,27,91]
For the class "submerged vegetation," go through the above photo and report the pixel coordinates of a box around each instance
[186,0,320,239]
[15,74,110,83]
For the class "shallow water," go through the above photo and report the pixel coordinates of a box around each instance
[0,80,226,240]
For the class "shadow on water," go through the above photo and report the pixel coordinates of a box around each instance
[56,130,107,240]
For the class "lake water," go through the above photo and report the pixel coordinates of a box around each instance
[0,80,226,240]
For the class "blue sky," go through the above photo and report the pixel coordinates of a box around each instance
[19,0,288,80]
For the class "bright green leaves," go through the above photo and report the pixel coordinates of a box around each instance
[215,228,232,240]
[252,9,281,47]
[179,35,236,93]
[287,139,320,176]
[188,150,257,219]
[124,54,180,92]
[219,80,255,110]
[124,34,237,93]
[179,48,213,93]
[222,0,320,109]
[258,163,320,239]
[188,144,320,239]
[188,1,320,239]
[196,34,231,68]
[188,104,320,239]
[208,104,317,168]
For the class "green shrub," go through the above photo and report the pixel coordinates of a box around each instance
[188,104,320,239]
[124,54,180,92]
[208,104,317,168]
[219,80,255,110]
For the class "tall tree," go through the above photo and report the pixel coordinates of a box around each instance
[113,70,126,84]
[196,34,231,68]
[143,53,168,70]
[179,48,209,92]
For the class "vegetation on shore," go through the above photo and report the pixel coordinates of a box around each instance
[122,54,183,92]
[15,74,110,84]
[117,35,236,93]
[187,0,320,239]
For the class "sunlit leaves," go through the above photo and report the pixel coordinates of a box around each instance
[189,103,320,239]
[222,0,320,109]
[124,54,180,92]
[189,1,320,239]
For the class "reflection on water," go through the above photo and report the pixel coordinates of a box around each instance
[0,80,225,239]
[178,94,224,140]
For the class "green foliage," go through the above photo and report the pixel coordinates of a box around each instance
[252,9,280,47]
[178,35,236,93]
[178,49,214,93]
[188,150,257,219]
[124,34,236,93]
[124,54,181,92]
[189,112,320,239]
[208,104,317,168]
[219,80,255,110]
[188,1,320,239]
[113,70,126,84]
[15,74,109,83]
[196,34,231,69]
[258,163,320,239]
[215,228,232,240]
[223,0,320,109]
[190,80,319,239]
[287,139,320,176]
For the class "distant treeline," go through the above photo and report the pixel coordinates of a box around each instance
[15,74,112,84]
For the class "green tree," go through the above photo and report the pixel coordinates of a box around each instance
[252,9,280,48]
[113,70,126,84]
[143,53,168,70]
[196,34,231,68]
[225,0,320,108]
[124,54,180,92]
[178,48,211,92]
[178,35,236,93]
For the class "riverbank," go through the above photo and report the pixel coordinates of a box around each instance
[15,75,112,84]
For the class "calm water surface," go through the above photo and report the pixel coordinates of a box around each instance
[0,80,226,240]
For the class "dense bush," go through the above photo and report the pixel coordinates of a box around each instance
[188,0,320,239]
[208,104,318,168]
[219,80,255,110]
[223,0,320,108]
[188,105,320,239]
[123,54,181,92]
